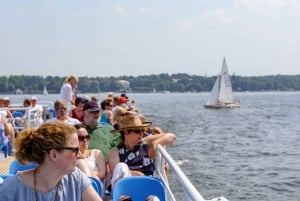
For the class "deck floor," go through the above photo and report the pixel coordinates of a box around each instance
[0,156,14,174]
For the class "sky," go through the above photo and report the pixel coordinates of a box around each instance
[0,0,300,77]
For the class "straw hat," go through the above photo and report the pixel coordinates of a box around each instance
[111,115,152,133]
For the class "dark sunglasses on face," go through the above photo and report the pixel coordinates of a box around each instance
[128,128,147,134]
[78,135,90,141]
[55,147,80,155]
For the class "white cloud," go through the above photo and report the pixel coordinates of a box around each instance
[177,18,198,30]
[137,6,152,15]
[199,9,240,27]
[114,5,128,16]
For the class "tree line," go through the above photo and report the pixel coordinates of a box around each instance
[0,73,300,94]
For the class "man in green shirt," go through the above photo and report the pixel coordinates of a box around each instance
[83,101,122,161]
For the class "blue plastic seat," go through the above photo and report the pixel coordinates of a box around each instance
[0,174,14,180]
[48,108,56,118]
[12,111,23,118]
[12,111,24,127]
[89,176,104,198]
[9,159,38,174]
[112,176,166,201]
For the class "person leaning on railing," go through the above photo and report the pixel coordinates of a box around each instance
[108,115,176,189]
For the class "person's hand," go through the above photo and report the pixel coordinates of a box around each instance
[151,127,163,135]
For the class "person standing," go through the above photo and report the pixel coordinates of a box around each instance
[59,74,79,110]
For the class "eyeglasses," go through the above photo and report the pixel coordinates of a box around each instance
[58,107,67,111]
[78,135,90,141]
[55,147,79,155]
[128,128,145,134]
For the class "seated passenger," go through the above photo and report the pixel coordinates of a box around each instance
[45,100,80,125]
[0,121,103,201]
[75,124,107,181]
[70,97,86,122]
[99,98,113,125]
[108,115,176,188]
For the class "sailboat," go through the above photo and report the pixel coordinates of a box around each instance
[43,85,48,95]
[204,57,240,108]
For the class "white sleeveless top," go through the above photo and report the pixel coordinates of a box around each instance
[83,149,98,171]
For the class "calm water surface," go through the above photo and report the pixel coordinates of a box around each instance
[5,92,300,201]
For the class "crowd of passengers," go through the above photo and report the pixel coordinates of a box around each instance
[0,85,176,201]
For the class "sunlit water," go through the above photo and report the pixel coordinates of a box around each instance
[3,92,300,201]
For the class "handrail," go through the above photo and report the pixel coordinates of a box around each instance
[2,107,42,130]
[155,144,206,201]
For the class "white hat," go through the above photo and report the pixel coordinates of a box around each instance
[4,97,9,100]
[31,96,38,100]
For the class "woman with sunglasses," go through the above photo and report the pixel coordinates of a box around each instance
[0,121,103,201]
[109,115,176,189]
[75,124,107,181]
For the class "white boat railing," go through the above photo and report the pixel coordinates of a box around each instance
[5,107,43,131]
[155,144,206,201]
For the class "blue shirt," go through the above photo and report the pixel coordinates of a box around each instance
[0,167,91,201]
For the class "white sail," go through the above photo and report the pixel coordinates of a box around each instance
[204,57,240,108]
[43,85,48,95]
[206,75,220,105]
[219,58,234,103]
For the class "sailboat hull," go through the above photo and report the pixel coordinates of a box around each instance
[204,102,240,108]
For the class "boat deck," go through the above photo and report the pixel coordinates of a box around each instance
[0,156,14,174]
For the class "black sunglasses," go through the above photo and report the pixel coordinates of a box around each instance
[128,128,146,134]
[78,135,90,141]
[56,147,80,155]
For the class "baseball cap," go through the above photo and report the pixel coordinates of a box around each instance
[83,101,100,112]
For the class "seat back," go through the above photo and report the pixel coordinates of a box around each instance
[9,159,38,174]
[113,176,166,201]
[89,176,103,198]
[12,111,23,118]
[12,111,24,127]
[0,174,14,180]
[48,108,56,118]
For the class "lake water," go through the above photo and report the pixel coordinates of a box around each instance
[2,92,300,201]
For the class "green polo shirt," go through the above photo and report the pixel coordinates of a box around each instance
[85,124,122,162]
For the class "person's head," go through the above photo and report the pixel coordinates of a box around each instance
[101,98,113,110]
[65,74,78,89]
[54,99,68,120]
[118,97,129,106]
[0,98,4,107]
[113,96,119,106]
[14,121,79,173]
[113,106,134,126]
[75,97,86,109]
[31,96,38,106]
[112,115,152,142]
[74,124,90,151]
[120,93,128,99]
[91,95,99,103]
[3,97,10,107]
[23,98,31,107]
[83,101,101,127]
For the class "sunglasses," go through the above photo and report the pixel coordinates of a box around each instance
[78,135,90,141]
[128,128,147,134]
[56,147,80,155]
